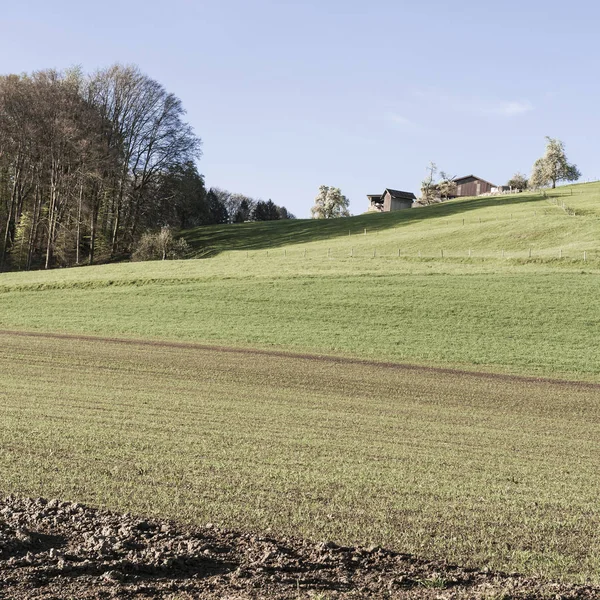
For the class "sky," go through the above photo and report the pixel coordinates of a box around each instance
[1,0,599,217]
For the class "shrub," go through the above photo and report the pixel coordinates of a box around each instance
[131,227,190,261]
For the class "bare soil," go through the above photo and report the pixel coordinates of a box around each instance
[1,496,599,599]
[1,329,598,390]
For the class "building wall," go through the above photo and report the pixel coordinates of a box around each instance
[390,198,413,211]
[455,177,493,197]
[382,192,413,211]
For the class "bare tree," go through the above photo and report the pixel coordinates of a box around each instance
[0,64,203,271]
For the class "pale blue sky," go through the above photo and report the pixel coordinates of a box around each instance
[1,0,598,216]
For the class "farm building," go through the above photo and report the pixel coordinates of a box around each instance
[367,189,416,212]
[453,175,496,197]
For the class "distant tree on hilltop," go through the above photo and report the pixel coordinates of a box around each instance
[206,189,229,224]
[420,164,456,204]
[438,171,457,200]
[507,172,529,191]
[311,186,350,219]
[530,137,580,189]
[252,200,280,221]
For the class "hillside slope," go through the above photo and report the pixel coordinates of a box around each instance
[0,183,599,380]
[182,182,600,262]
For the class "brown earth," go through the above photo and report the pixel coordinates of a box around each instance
[1,496,599,599]
[1,328,598,390]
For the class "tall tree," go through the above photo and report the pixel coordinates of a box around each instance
[87,64,201,254]
[206,189,229,224]
[530,137,580,189]
[252,199,280,221]
[310,186,350,219]
[0,64,203,271]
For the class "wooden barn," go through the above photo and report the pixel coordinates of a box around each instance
[453,175,496,197]
[367,189,416,212]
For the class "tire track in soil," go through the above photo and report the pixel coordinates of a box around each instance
[1,328,599,391]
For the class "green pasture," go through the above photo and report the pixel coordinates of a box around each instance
[1,333,599,583]
[0,184,599,380]
[0,271,598,380]
[181,183,600,262]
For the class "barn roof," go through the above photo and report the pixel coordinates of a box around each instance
[383,189,416,200]
[453,175,496,187]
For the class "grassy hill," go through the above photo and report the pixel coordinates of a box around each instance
[0,183,599,379]
[181,182,600,263]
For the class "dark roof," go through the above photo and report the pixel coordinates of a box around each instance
[384,188,416,201]
[367,194,383,201]
[453,175,496,187]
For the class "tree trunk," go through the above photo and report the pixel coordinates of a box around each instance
[0,159,22,269]
[76,176,84,265]
[45,158,60,270]
[27,179,42,271]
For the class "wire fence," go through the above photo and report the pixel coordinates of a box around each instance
[190,188,600,264]
[201,245,598,264]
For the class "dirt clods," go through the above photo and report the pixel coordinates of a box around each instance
[0,495,598,599]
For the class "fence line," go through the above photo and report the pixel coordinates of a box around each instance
[204,246,597,263]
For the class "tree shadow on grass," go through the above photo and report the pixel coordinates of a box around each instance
[181,192,549,257]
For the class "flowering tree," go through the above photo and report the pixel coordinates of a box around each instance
[530,137,580,189]
[310,186,350,219]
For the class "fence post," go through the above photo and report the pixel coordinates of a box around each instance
[559,249,562,259]
[418,250,421,258]
[373,248,376,258]
[328,248,331,258]
[351,247,353,258]
[364,228,367,236]
[303,248,306,258]
[529,248,532,258]
[468,248,471,258]
[501,250,504,258]
[584,251,587,262]
[441,249,444,258]
[462,218,465,226]
[398,248,401,257]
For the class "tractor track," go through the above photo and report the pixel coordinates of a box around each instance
[1,328,598,390]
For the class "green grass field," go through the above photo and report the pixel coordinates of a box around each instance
[181,183,600,262]
[0,186,599,380]
[2,332,600,583]
[1,184,600,584]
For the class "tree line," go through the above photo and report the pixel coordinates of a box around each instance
[206,188,294,224]
[0,64,293,271]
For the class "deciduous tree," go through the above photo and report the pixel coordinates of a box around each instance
[507,172,528,191]
[310,186,350,219]
[530,137,580,189]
